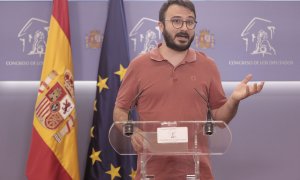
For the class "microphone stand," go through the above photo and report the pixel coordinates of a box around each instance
[193,88,214,136]
[123,91,142,137]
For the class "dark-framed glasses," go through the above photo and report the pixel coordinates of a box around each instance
[165,18,197,30]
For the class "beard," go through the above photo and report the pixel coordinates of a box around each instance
[162,28,195,52]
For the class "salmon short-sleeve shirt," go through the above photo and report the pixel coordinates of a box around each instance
[115,46,227,180]
[116,46,226,121]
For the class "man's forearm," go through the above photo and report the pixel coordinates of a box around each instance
[212,97,240,124]
[113,106,129,122]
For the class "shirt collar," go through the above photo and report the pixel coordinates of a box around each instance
[149,43,197,63]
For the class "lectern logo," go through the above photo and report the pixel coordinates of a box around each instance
[241,17,276,57]
[18,18,49,57]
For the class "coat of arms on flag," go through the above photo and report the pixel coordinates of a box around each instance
[35,70,76,143]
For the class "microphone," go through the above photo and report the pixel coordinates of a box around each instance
[123,120,134,137]
[204,108,214,136]
[123,91,143,137]
[193,88,214,136]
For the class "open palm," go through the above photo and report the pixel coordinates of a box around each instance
[232,74,264,101]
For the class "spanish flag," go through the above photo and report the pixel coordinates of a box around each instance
[26,0,80,179]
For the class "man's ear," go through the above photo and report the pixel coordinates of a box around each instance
[158,21,164,33]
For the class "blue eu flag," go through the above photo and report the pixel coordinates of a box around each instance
[84,0,137,179]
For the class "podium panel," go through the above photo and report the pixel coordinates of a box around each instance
[109,121,232,180]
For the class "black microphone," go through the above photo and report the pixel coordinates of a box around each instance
[193,88,214,136]
[204,108,214,136]
[123,120,134,137]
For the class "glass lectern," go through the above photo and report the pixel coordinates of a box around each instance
[109,121,232,180]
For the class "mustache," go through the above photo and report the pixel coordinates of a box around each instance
[175,32,189,38]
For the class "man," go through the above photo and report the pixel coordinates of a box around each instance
[113,0,264,179]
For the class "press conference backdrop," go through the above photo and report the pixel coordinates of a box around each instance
[0,1,299,180]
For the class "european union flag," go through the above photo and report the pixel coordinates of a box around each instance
[84,0,137,179]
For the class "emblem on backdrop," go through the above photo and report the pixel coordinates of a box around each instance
[129,17,162,55]
[195,29,215,49]
[85,30,103,49]
[241,17,276,57]
[18,18,49,57]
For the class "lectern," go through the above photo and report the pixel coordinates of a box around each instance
[109,121,232,180]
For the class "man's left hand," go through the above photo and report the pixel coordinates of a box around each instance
[231,74,264,102]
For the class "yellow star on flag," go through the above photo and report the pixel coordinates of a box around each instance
[90,126,94,138]
[129,168,137,179]
[89,148,101,165]
[106,164,121,180]
[114,64,127,81]
[97,75,109,93]
[93,100,97,111]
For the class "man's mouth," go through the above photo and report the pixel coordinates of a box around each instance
[176,32,189,39]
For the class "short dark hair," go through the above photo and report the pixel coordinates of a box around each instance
[159,0,196,22]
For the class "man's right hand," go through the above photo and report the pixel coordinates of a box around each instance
[131,128,145,153]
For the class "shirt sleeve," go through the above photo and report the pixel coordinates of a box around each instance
[208,60,227,110]
[115,60,139,110]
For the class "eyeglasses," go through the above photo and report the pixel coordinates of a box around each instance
[164,18,197,30]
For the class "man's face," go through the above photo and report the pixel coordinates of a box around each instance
[161,4,196,51]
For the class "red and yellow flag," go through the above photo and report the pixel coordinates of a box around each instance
[26,0,80,179]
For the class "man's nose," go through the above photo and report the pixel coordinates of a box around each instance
[180,22,189,30]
